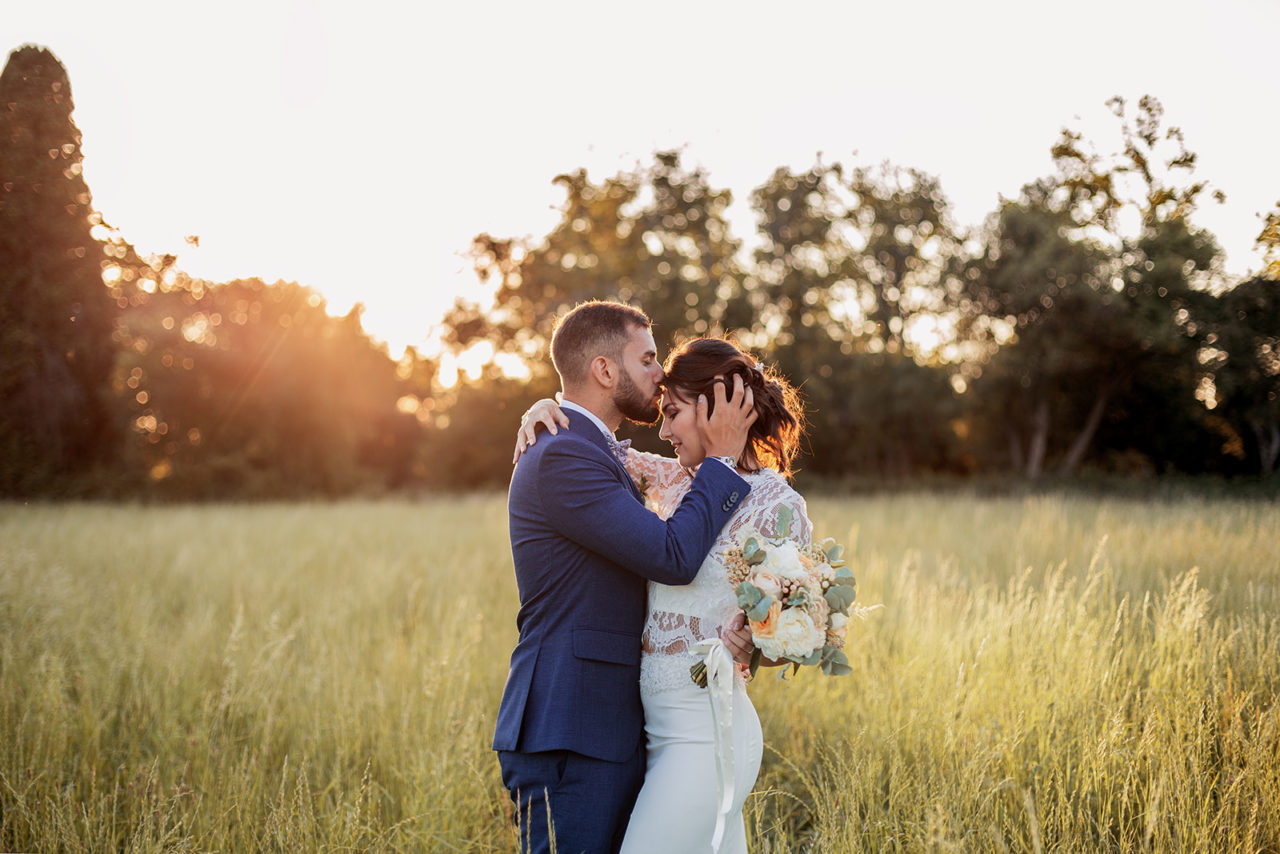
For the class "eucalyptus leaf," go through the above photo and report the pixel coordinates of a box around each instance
[824,543,845,564]
[825,585,856,612]
[746,596,774,623]
[736,581,763,611]
[797,648,823,666]
[834,566,856,582]
[775,505,793,538]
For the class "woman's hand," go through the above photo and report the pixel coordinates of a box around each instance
[513,398,570,463]
[719,611,755,666]
[697,373,757,462]
[720,611,783,668]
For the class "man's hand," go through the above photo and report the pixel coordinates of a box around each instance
[719,610,755,666]
[513,398,570,464]
[697,373,756,462]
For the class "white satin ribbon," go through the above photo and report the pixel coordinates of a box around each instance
[692,638,736,854]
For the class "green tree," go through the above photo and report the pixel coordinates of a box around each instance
[964,180,1115,477]
[844,164,969,359]
[749,163,861,361]
[1258,202,1280,280]
[113,275,420,497]
[419,367,559,489]
[1000,94,1226,475]
[0,45,118,495]
[1206,277,1280,477]
[749,162,963,477]
[443,151,746,372]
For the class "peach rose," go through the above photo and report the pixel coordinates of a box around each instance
[749,571,784,601]
[748,599,783,641]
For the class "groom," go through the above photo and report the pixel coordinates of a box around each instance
[494,300,755,854]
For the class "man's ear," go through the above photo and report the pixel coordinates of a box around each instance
[589,355,617,389]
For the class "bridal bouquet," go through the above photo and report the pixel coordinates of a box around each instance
[693,505,856,685]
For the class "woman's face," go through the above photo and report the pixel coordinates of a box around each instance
[657,388,706,468]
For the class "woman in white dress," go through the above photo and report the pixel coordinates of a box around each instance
[518,337,811,853]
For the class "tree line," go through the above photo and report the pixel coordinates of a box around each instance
[2,45,1277,499]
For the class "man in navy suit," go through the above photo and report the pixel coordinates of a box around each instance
[494,301,755,854]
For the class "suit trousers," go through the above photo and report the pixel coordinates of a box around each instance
[498,743,645,854]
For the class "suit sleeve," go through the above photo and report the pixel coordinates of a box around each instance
[538,440,748,586]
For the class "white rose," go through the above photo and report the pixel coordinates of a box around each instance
[758,541,807,580]
[829,612,848,630]
[758,608,823,660]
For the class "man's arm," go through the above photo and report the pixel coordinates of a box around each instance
[539,442,746,586]
[538,373,757,584]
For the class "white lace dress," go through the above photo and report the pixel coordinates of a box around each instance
[619,450,812,854]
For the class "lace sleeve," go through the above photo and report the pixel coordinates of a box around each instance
[624,449,691,519]
[724,474,813,546]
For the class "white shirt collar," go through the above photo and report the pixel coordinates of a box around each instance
[559,399,616,442]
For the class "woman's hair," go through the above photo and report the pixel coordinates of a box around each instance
[662,337,805,479]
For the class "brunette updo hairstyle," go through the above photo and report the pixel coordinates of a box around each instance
[662,338,805,479]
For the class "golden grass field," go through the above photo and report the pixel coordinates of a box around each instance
[2,493,1278,852]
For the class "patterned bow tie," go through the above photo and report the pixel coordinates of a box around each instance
[608,436,632,464]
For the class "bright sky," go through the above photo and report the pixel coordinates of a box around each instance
[7,0,1278,357]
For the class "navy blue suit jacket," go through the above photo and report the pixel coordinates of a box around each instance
[493,411,748,762]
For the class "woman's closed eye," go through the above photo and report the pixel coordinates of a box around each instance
[663,400,689,419]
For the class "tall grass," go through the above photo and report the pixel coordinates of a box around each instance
[749,494,1280,852]
[1,493,1276,851]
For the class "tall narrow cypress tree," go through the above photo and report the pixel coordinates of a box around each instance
[0,45,117,495]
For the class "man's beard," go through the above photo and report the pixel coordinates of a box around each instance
[614,368,660,424]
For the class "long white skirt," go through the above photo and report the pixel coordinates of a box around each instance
[620,678,763,854]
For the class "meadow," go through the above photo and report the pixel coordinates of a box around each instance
[1,493,1277,852]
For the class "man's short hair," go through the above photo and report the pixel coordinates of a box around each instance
[550,301,651,388]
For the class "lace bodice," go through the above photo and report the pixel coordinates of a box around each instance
[625,450,812,694]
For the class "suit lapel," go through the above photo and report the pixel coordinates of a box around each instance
[565,413,644,503]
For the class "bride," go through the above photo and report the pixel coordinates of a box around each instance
[517,337,811,853]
